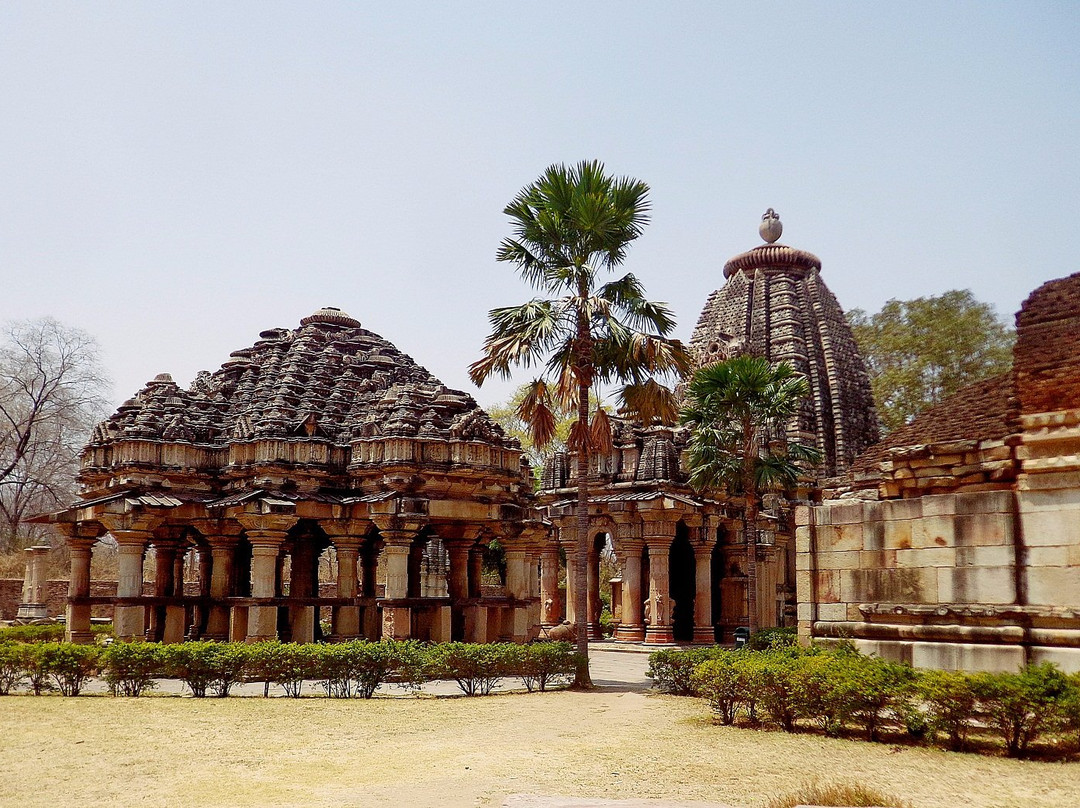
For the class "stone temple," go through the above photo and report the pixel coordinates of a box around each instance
[538,211,879,644]
[29,212,1080,673]
[37,307,551,645]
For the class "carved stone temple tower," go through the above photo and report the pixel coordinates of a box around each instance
[539,212,881,644]
[690,209,880,476]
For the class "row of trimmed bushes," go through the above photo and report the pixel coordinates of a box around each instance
[0,624,112,643]
[0,639,580,699]
[648,642,1080,758]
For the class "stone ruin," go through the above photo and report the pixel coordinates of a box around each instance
[539,211,880,645]
[34,307,555,645]
[801,271,1080,672]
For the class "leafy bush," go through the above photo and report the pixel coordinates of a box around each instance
[519,642,578,692]
[0,624,66,643]
[210,642,250,697]
[692,650,744,724]
[647,647,726,696]
[972,663,1075,757]
[41,642,99,696]
[0,642,27,694]
[913,669,979,751]
[21,643,55,695]
[100,641,163,696]
[162,642,223,698]
[747,626,797,651]
[247,641,321,698]
[756,649,805,732]
[427,642,512,696]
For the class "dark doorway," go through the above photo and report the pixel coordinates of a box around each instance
[669,522,695,643]
[711,529,726,643]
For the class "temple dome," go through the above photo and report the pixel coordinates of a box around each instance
[692,215,879,475]
[89,309,514,450]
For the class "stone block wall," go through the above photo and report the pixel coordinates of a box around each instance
[798,490,1075,673]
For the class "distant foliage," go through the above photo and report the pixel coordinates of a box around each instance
[847,290,1014,433]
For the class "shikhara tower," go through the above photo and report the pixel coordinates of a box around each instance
[690,209,879,476]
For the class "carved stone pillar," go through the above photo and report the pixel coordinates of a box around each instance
[65,535,97,643]
[467,547,484,599]
[114,533,150,640]
[505,548,528,600]
[644,528,675,645]
[694,543,716,645]
[100,513,163,641]
[205,538,238,641]
[615,542,644,642]
[16,545,50,620]
[379,529,415,640]
[564,554,577,625]
[540,547,561,626]
[150,540,182,643]
[332,538,361,639]
[446,541,471,602]
[241,529,289,643]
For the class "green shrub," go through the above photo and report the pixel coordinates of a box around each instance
[519,642,578,692]
[692,651,743,724]
[41,642,99,697]
[757,649,806,732]
[917,669,979,752]
[747,626,797,651]
[314,642,355,698]
[0,642,27,694]
[210,643,250,697]
[972,663,1075,757]
[647,647,725,696]
[427,642,512,696]
[1056,672,1080,753]
[100,641,163,697]
[162,642,222,698]
[21,643,55,695]
[244,641,320,698]
[0,624,66,643]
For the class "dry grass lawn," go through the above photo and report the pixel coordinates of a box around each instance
[2,689,1078,808]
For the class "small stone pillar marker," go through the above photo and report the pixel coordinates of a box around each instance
[16,545,51,620]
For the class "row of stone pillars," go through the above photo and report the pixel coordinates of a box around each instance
[60,517,554,645]
[562,529,718,645]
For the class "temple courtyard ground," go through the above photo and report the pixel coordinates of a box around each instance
[1,648,1077,808]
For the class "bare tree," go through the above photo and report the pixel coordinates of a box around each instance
[0,318,110,551]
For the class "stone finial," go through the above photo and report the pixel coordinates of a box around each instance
[300,307,361,328]
[759,208,782,243]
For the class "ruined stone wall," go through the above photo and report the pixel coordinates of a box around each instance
[803,271,1080,674]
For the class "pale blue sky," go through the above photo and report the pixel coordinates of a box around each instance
[2,3,1077,410]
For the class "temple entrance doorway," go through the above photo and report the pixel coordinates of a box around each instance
[669,522,695,643]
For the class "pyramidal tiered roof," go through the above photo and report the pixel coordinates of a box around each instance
[90,307,513,450]
[690,212,879,476]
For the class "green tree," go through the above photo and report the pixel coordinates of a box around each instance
[679,357,821,634]
[847,290,1014,434]
[470,160,688,686]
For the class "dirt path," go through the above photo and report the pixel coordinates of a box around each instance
[0,649,1077,808]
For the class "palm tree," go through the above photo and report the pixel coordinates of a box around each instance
[679,356,822,635]
[470,160,688,686]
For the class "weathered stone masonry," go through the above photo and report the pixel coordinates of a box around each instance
[35,308,553,645]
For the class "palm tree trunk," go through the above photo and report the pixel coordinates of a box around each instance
[743,427,759,637]
[573,377,593,688]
